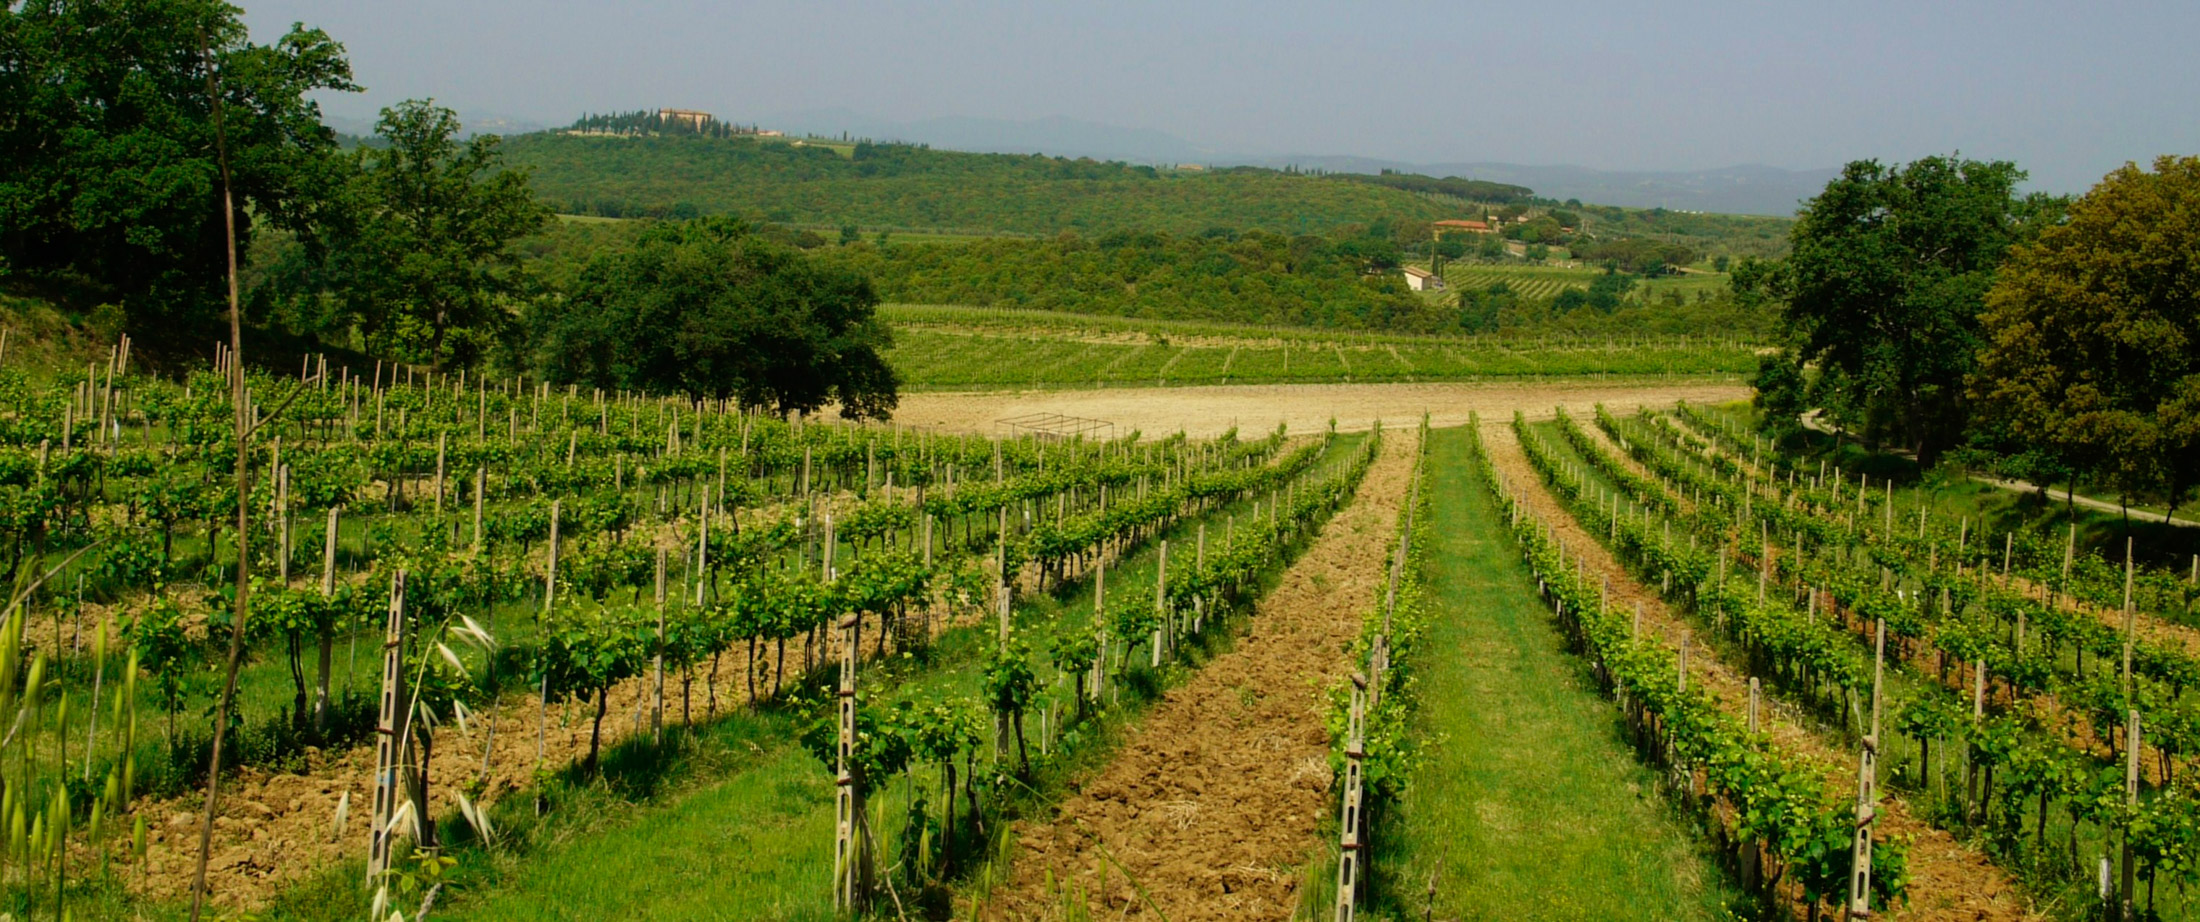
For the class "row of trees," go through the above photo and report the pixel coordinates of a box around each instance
[1751,154,2200,518]
[808,227,1440,332]
[0,0,899,418]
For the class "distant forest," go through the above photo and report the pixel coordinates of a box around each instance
[1334,170,1535,204]
[501,133,1469,236]
[814,230,1448,331]
[512,217,1774,339]
[566,109,757,138]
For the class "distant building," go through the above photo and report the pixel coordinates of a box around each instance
[1401,266,1446,291]
[656,108,714,130]
[1434,219,1494,234]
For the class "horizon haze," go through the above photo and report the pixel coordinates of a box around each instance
[248,0,2199,211]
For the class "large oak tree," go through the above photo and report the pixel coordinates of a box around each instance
[1768,156,2062,466]
[0,0,353,341]
[280,100,547,370]
[1972,156,2200,522]
[532,218,900,419]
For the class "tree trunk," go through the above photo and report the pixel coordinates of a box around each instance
[587,686,609,774]
[709,649,722,716]
[745,637,757,706]
[288,633,308,730]
[411,729,437,848]
[1013,712,1029,776]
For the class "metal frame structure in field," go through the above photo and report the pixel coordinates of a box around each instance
[995,412,1114,442]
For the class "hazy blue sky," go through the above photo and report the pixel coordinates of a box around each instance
[242,0,2199,193]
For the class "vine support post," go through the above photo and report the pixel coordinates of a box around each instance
[1847,619,1886,918]
[367,570,408,886]
[1151,540,1167,668]
[1194,523,1207,633]
[544,499,562,613]
[473,466,485,553]
[2121,538,2136,694]
[1091,562,1106,702]
[434,431,446,515]
[696,486,710,607]
[316,506,339,730]
[832,609,862,912]
[1334,672,1368,922]
[2121,707,2139,920]
[277,463,290,583]
[654,547,666,746]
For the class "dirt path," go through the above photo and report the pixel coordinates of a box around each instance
[896,381,1746,439]
[1480,422,2035,922]
[975,433,1420,921]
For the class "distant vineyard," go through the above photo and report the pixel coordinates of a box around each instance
[1439,262,1733,303]
[883,310,1759,389]
[1439,264,1598,300]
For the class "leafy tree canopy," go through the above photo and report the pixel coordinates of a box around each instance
[809,228,1456,333]
[263,100,547,370]
[0,0,354,340]
[531,217,899,419]
[1768,155,2063,466]
[1972,155,2200,518]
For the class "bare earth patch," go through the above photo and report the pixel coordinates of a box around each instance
[894,381,1747,438]
[975,432,1420,921]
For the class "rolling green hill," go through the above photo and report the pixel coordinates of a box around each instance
[500,133,1465,236]
[809,230,1445,331]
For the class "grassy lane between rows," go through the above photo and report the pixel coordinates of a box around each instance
[336,435,1369,922]
[1371,426,1745,920]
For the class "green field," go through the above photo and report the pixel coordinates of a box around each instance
[882,304,1759,389]
[1367,427,1747,919]
[1439,261,1733,303]
[1440,263,1600,300]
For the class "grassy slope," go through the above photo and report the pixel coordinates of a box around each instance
[1373,426,1742,919]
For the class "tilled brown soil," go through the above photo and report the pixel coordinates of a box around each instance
[131,601,941,909]
[1481,422,2036,921]
[975,434,1419,921]
[897,381,1747,439]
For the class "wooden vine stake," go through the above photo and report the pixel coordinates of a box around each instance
[2119,540,2138,919]
[316,506,339,732]
[1846,618,1886,918]
[1193,523,1206,633]
[472,466,485,552]
[653,547,666,745]
[832,607,863,912]
[1333,672,1369,921]
[367,570,408,885]
[1151,540,1168,667]
[1091,562,1106,702]
[2122,707,2140,918]
[434,431,447,514]
[544,499,562,612]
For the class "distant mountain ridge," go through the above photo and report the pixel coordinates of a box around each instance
[760,109,1827,216]
[323,110,549,140]
[1248,157,1834,217]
